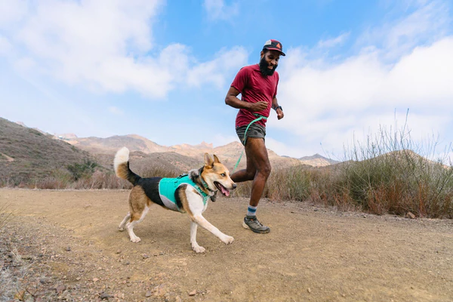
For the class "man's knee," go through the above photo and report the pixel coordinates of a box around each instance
[258,163,271,177]
[245,169,256,180]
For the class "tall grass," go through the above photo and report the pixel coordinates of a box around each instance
[237,116,453,219]
[265,166,312,202]
[335,122,453,217]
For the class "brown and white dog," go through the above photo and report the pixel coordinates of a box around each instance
[114,147,236,253]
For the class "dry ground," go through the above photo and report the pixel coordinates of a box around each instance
[0,188,452,301]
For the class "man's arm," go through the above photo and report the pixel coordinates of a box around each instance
[225,87,268,112]
[272,96,284,120]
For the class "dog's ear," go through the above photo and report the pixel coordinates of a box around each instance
[204,153,214,167]
[213,154,221,164]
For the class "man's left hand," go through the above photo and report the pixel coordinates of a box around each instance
[277,108,284,120]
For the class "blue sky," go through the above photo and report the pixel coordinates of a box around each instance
[1,0,453,162]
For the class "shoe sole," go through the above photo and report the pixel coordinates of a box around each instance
[242,221,270,234]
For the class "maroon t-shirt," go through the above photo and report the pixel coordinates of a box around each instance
[231,64,279,128]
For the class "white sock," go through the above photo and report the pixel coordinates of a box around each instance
[247,205,257,217]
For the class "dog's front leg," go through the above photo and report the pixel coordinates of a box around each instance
[190,222,206,253]
[192,214,234,245]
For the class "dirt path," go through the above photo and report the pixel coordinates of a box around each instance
[0,189,452,301]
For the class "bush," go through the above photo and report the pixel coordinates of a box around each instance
[266,166,311,201]
[331,123,453,217]
[67,160,98,181]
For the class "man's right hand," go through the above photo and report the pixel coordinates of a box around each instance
[248,101,268,112]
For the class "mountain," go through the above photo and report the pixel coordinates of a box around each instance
[64,135,305,170]
[0,115,336,186]
[298,153,339,167]
[0,117,96,185]
[67,134,168,154]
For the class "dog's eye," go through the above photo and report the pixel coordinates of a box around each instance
[221,173,226,177]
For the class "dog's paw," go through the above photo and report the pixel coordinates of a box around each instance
[130,236,141,243]
[222,235,234,245]
[192,245,206,253]
[118,227,124,232]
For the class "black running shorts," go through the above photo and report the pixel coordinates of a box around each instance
[236,123,266,146]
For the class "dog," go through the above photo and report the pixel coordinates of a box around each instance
[114,147,237,253]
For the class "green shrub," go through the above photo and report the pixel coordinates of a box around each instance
[67,160,98,181]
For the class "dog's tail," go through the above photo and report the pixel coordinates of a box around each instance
[114,147,140,185]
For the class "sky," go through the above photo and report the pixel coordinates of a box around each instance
[1,0,453,162]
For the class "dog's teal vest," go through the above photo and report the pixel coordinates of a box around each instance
[159,174,209,212]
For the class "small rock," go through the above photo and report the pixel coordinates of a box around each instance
[142,254,150,259]
[116,250,121,254]
[188,289,197,296]
[55,284,66,294]
[407,212,416,219]
[93,278,99,282]
[307,288,311,293]
[99,292,113,300]
[39,278,51,284]
[65,246,71,251]
[145,291,152,297]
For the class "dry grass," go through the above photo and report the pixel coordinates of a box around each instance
[260,122,453,218]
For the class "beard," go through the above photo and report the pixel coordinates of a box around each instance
[259,56,278,76]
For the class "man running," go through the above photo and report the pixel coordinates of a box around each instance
[225,39,285,233]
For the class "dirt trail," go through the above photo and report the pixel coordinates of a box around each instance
[0,188,452,301]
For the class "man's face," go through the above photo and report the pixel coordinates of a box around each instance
[259,50,281,76]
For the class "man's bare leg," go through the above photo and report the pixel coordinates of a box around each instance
[232,138,271,233]
[245,138,271,206]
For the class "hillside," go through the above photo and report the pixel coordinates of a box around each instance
[0,118,96,185]
[0,116,335,187]
[66,134,306,170]
[67,134,168,155]
[299,153,339,167]
[0,118,222,186]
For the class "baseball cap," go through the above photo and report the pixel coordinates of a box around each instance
[263,39,286,56]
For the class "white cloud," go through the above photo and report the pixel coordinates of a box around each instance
[267,0,453,158]
[384,37,453,104]
[203,0,239,21]
[274,36,453,157]
[357,0,449,61]
[0,35,11,54]
[187,47,248,89]
[0,1,27,26]
[317,32,350,49]
[0,0,246,99]
[108,106,123,116]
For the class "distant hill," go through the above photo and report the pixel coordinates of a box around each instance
[67,134,168,155]
[299,154,339,167]
[0,116,339,188]
[65,134,304,170]
[0,117,96,185]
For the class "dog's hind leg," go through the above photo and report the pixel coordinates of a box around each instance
[190,222,206,253]
[126,206,149,243]
[119,212,131,231]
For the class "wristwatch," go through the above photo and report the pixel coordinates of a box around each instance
[274,105,283,111]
